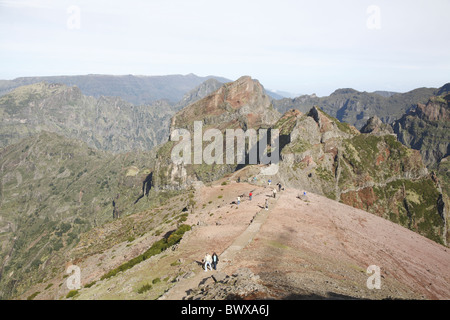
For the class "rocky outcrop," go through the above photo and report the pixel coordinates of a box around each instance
[276,106,446,245]
[171,76,281,132]
[360,115,394,135]
[183,268,269,300]
[393,95,450,168]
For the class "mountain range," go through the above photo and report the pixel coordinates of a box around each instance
[0,74,231,105]
[273,84,450,129]
[0,75,448,300]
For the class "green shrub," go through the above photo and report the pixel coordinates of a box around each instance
[84,281,97,288]
[27,292,40,300]
[137,283,152,294]
[152,278,161,284]
[66,290,78,299]
[100,224,191,280]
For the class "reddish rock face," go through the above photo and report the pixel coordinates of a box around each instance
[171,76,280,131]
[415,96,449,122]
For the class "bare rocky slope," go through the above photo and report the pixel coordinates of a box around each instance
[18,178,450,300]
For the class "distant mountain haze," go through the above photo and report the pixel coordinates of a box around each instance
[0,74,232,105]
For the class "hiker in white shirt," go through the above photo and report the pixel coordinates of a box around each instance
[204,253,213,272]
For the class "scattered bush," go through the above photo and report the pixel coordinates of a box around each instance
[100,224,191,280]
[66,290,78,299]
[137,284,152,294]
[27,292,40,300]
[84,281,97,288]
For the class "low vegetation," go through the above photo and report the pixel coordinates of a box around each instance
[100,224,191,280]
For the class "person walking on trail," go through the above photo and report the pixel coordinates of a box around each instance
[273,188,277,198]
[265,198,269,210]
[237,196,241,206]
[278,183,282,192]
[268,179,272,186]
[249,192,253,201]
[212,252,219,270]
[204,253,213,272]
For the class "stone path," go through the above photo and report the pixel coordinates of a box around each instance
[160,186,279,300]
[218,203,272,269]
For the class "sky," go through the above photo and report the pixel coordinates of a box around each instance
[0,0,449,96]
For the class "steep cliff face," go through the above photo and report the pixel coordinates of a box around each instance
[360,115,394,135]
[392,95,449,244]
[393,95,450,169]
[276,107,446,245]
[0,82,176,153]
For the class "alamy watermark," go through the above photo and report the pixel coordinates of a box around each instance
[366,5,381,30]
[170,121,280,175]
[366,265,381,290]
[66,265,81,290]
[67,5,81,30]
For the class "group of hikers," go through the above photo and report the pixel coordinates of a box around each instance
[202,181,287,272]
[203,252,219,272]
[235,181,283,210]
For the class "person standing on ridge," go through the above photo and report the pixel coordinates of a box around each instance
[204,253,213,272]
[249,192,253,201]
[212,252,219,270]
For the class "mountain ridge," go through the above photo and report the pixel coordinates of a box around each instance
[0,74,232,105]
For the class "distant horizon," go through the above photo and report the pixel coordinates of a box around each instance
[1,0,449,97]
[1,72,448,98]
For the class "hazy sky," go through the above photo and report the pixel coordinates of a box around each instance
[0,0,449,96]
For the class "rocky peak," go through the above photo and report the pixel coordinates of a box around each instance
[393,94,450,169]
[307,106,339,134]
[360,115,394,135]
[414,95,449,122]
[170,76,280,132]
[331,88,359,96]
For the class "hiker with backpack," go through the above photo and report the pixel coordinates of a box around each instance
[212,252,219,270]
